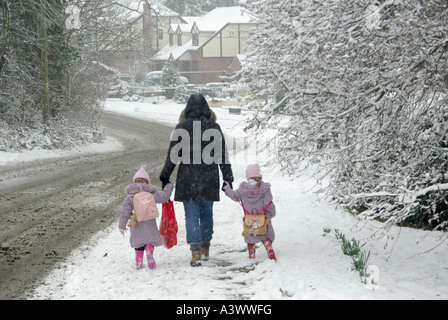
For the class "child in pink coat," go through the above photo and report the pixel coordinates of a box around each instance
[223,164,277,260]
[119,168,173,270]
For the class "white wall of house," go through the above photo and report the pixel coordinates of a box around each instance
[202,23,257,58]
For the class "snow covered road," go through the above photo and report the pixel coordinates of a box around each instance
[0,112,173,299]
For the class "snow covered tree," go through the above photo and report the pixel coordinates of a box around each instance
[240,0,448,236]
[173,84,189,103]
[0,0,152,151]
[162,61,181,87]
[0,0,107,151]
[0,0,71,145]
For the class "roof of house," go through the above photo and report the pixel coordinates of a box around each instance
[173,6,253,33]
[155,39,195,61]
[201,6,254,25]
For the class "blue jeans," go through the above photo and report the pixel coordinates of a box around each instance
[183,200,214,250]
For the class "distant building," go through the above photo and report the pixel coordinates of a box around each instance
[106,1,257,85]
[153,6,257,84]
[104,0,186,81]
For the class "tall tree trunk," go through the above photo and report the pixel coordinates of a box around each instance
[40,0,49,125]
[0,0,10,74]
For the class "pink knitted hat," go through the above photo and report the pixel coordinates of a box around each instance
[246,164,262,179]
[133,167,150,183]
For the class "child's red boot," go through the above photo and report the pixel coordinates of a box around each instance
[263,238,277,261]
[248,244,256,259]
[135,250,144,269]
[145,244,156,269]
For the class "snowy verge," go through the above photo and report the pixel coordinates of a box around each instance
[0,136,123,167]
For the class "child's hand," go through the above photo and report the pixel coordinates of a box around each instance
[119,228,127,236]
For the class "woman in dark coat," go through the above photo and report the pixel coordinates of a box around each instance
[160,94,234,266]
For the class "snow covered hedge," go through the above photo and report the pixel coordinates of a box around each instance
[240,0,448,234]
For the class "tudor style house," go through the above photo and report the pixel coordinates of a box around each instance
[104,1,186,80]
[106,1,257,85]
[152,6,257,84]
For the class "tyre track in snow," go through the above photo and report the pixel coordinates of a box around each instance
[0,112,174,299]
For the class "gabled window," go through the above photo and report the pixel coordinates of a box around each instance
[168,26,174,46]
[176,27,182,46]
[192,23,200,47]
[192,33,199,46]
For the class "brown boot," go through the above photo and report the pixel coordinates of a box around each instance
[190,251,201,267]
[200,247,209,261]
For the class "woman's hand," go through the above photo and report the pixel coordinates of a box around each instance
[222,181,233,191]
[160,176,170,189]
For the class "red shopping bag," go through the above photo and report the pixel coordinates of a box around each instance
[160,201,178,249]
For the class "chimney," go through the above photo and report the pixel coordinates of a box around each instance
[143,2,152,55]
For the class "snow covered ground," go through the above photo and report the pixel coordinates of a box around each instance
[14,98,448,300]
[0,136,123,167]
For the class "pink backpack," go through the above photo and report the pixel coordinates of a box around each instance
[129,187,159,222]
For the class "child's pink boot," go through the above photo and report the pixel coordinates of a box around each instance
[145,244,156,269]
[263,238,277,261]
[135,250,144,269]
[248,244,256,259]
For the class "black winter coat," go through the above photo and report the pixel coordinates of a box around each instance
[160,95,234,202]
